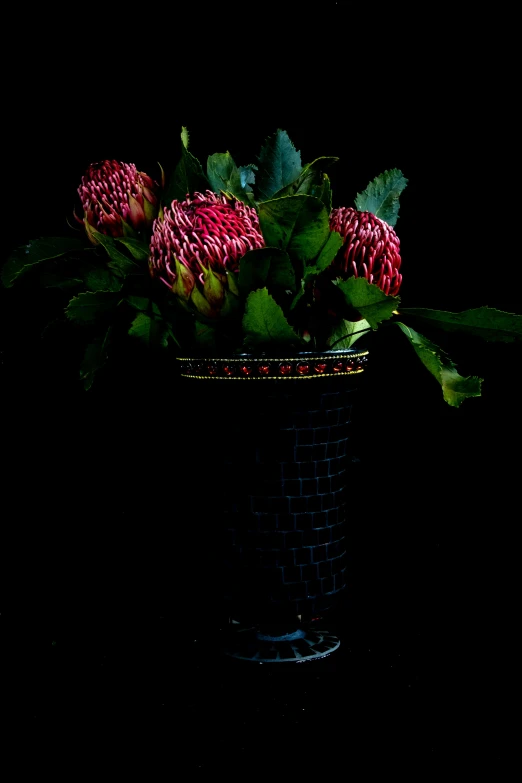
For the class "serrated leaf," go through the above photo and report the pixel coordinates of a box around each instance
[80,327,112,390]
[181,126,190,149]
[242,287,304,349]
[271,157,338,200]
[399,306,522,343]
[2,237,88,287]
[66,291,121,323]
[128,312,169,348]
[115,237,150,261]
[256,129,303,201]
[355,169,408,227]
[335,277,400,328]
[91,232,141,277]
[84,268,123,292]
[439,365,483,407]
[327,318,371,350]
[164,132,210,204]
[258,195,330,263]
[396,322,482,407]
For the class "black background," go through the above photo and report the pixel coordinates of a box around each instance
[2,3,520,773]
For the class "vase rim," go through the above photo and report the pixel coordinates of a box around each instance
[176,348,369,360]
[175,350,369,380]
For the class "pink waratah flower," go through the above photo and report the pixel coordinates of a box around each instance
[148,190,265,318]
[329,207,402,296]
[76,160,161,244]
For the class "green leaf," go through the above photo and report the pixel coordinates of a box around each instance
[164,323,181,348]
[66,291,121,323]
[271,157,338,201]
[268,255,297,293]
[258,195,330,263]
[181,126,190,149]
[335,277,400,328]
[115,237,150,261]
[2,237,88,287]
[207,152,254,203]
[38,255,96,289]
[91,232,141,278]
[355,169,408,227]
[238,247,296,296]
[399,306,522,343]
[40,272,84,290]
[128,312,169,348]
[256,129,303,201]
[311,173,333,214]
[239,164,257,189]
[164,129,210,204]
[84,268,123,292]
[125,295,161,316]
[396,322,482,407]
[304,230,343,278]
[79,327,112,390]
[238,249,270,292]
[242,287,304,349]
[327,318,371,350]
[438,365,483,407]
[289,280,306,312]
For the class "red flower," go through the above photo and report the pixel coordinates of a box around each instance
[329,207,402,296]
[77,160,161,243]
[148,190,265,317]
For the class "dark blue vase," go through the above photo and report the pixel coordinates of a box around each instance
[177,348,368,662]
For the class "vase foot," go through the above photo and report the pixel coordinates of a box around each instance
[222,625,340,662]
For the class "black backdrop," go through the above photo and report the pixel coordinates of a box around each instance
[2,3,520,771]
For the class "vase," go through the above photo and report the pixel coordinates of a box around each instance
[177,347,368,663]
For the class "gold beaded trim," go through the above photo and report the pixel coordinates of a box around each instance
[176,351,369,380]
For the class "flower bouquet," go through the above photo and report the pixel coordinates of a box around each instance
[3,127,521,405]
[5,126,521,662]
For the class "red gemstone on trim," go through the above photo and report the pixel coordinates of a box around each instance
[223,365,234,376]
[345,362,354,371]
[279,363,293,375]
[314,362,328,374]
[332,361,344,373]
[241,364,252,376]
[296,362,310,375]
[258,364,270,375]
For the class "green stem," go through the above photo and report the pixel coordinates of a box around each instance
[329,326,372,351]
